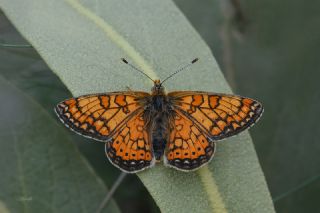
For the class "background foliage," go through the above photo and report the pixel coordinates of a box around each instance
[0,0,319,212]
[175,0,320,212]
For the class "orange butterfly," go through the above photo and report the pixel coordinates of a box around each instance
[55,58,263,173]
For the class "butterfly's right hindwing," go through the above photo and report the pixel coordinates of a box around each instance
[164,110,216,171]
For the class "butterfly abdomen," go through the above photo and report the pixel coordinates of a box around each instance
[152,115,168,161]
[148,95,170,161]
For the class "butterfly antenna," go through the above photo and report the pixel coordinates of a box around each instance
[121,58,154,82]
[161,58,199,85]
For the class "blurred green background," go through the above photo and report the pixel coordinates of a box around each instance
[1,0,319,212]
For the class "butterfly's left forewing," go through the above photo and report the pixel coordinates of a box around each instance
[55,92,148,141]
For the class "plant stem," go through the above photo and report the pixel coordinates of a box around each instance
[96,172,127,213]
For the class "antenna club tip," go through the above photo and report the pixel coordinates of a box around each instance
[121,58,128,63]
[192,58,199,64]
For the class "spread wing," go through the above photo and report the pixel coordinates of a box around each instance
[106,111,155,173]
[54,92,149,141]
[164,110,215,171]
[168,91,263,141]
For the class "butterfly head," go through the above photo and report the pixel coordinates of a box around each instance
[151,79,165,95]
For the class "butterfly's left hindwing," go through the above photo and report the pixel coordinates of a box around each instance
[106,111,155,173]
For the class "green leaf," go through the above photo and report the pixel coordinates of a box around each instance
[0,12,152,212]
[0,77,120,213]
[174,0,320,212]
[0,0,275,212]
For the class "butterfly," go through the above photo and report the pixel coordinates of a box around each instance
[55,58,263,173]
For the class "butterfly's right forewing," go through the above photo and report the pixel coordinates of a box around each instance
[168,91,263,141]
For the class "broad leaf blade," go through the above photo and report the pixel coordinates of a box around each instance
[0,12,150,212]
[0,77,120,213]
[175,0,320,212]
[0,0,275,212]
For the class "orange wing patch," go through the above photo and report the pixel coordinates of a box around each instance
[168,92,263,140]
[55,92,148,141]
[106,112,155,172]
[164,110,215,171]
